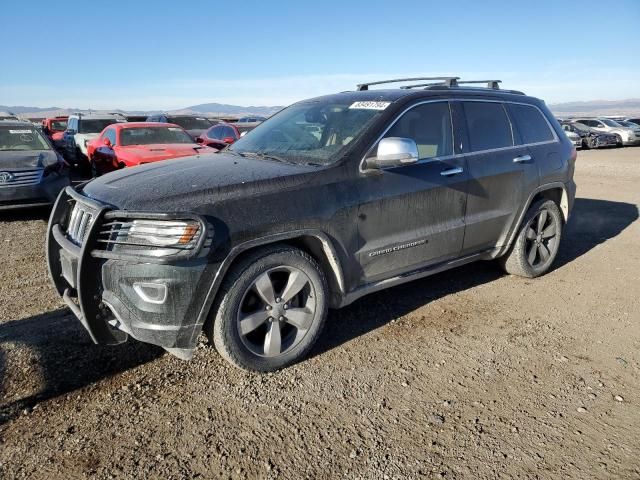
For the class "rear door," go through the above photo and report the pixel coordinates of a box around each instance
[459,100,538,254]
[356,101,469,282]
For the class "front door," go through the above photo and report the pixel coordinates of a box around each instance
[356,101,468,283]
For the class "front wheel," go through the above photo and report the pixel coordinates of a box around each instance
[207,245,328,371]
[498,199,563,278]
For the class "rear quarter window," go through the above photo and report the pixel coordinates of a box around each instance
[508,104,555,144]
[462,101,513,152]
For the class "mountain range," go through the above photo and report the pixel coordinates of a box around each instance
[2,98,640,119]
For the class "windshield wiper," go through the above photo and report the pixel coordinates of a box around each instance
[237,151,290,164]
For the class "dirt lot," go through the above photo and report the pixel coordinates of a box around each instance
[0,147,639,479]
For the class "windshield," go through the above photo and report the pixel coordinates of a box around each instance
[228,100,386,165]
[601,119,622,127]
[169,117,211,130]
[79,119,119,133]
[0,126,51,151]
[50,120,67,131]
[120,126,195,146]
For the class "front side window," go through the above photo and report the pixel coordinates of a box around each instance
[119,126,195,146]
[382,101,453,159]
[229,99,386,165]
[207,126,225,140]
[508,104,555,144]
[103,128,117,146]
[462,101,513,152]
[0,126,51,151]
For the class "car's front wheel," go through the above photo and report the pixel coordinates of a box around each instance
[208,245,328,371]
[499,199,563,278]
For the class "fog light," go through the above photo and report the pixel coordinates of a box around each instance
[133,282,168,304]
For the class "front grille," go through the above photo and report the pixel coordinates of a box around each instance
[0,168,44,188]
[67,202,94,245]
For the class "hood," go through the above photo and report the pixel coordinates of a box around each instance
[118,143,210,163]
[82,152,321,211]
[0,149,60,169]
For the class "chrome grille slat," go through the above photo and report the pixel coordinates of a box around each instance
[66,202,94,246]
[0,167,44,188]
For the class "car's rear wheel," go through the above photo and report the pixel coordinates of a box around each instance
[207,245,328,371]
[499,199,563,278]
[614,134,623,147]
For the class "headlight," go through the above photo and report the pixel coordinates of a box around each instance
[128,220,200,247]
[98,216,205,258]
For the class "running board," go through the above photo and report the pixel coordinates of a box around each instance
[338,249,495,307]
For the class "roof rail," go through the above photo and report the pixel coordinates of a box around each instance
[356,76,459,91]
[400,81,448,89]
[457,80,502,89]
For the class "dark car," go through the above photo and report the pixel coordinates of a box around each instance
[0,120,69,209]
[625,118,640,126]
[560,121,618,149]
[237,116,267,123]
[196,122,259,149]
[46,77,576,371]
[144,114,212,140]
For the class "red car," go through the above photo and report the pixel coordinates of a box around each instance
[42,116,68,147]
[87,122,217,175]
[196,122,259,149]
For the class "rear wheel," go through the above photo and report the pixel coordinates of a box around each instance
[499,199,563,278]
[614,134,623,148]
[207,245,328,371]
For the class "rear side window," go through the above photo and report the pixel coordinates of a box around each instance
[383,101,453,159]
[462,102,513,152]
[508,104,555,144]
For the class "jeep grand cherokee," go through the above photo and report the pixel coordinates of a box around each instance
[46,77,576,371]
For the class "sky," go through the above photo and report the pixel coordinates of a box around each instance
[1,0,639,110]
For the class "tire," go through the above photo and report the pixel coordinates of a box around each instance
[206,245,328,372]
[90,160,100,178]
[614,135,623,148]
[498,199,563,278]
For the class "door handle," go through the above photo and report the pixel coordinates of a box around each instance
[513,154,532,163]
[440,167,463,177]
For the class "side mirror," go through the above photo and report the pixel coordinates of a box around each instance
[195,137,204,144]
[103,138,112,147]
[364,137,419,170]
[223,136,235,144]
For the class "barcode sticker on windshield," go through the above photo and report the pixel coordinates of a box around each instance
[9,129,33,134]
[349,101,391,110]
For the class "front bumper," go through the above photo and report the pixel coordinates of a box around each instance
[0,172,70,210]
[622,137,640,146]
[46,187,214,359]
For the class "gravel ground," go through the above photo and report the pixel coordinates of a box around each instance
[0,147,639,479]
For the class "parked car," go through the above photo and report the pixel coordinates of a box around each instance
[572,117,640,146]
[62,114,125,169]
[237,116,267,123]
[196,122,259,149]
[562,127,582,148]
[144,114,212,139]
[41,116,68,147]
[0,111,19,121]
[624,117,640,126]
[560,121,618,149]
[123,115,148,122]
[46,77,576,371]
[0,120,69,209]
[86,122,217,176]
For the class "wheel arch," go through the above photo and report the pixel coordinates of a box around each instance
[198,230,347,333]
[500,183,569,255]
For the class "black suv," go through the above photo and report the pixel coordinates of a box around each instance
[47,77,576,371]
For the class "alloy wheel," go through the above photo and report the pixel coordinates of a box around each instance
[524,209,559,268]
[237,266,316,357]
